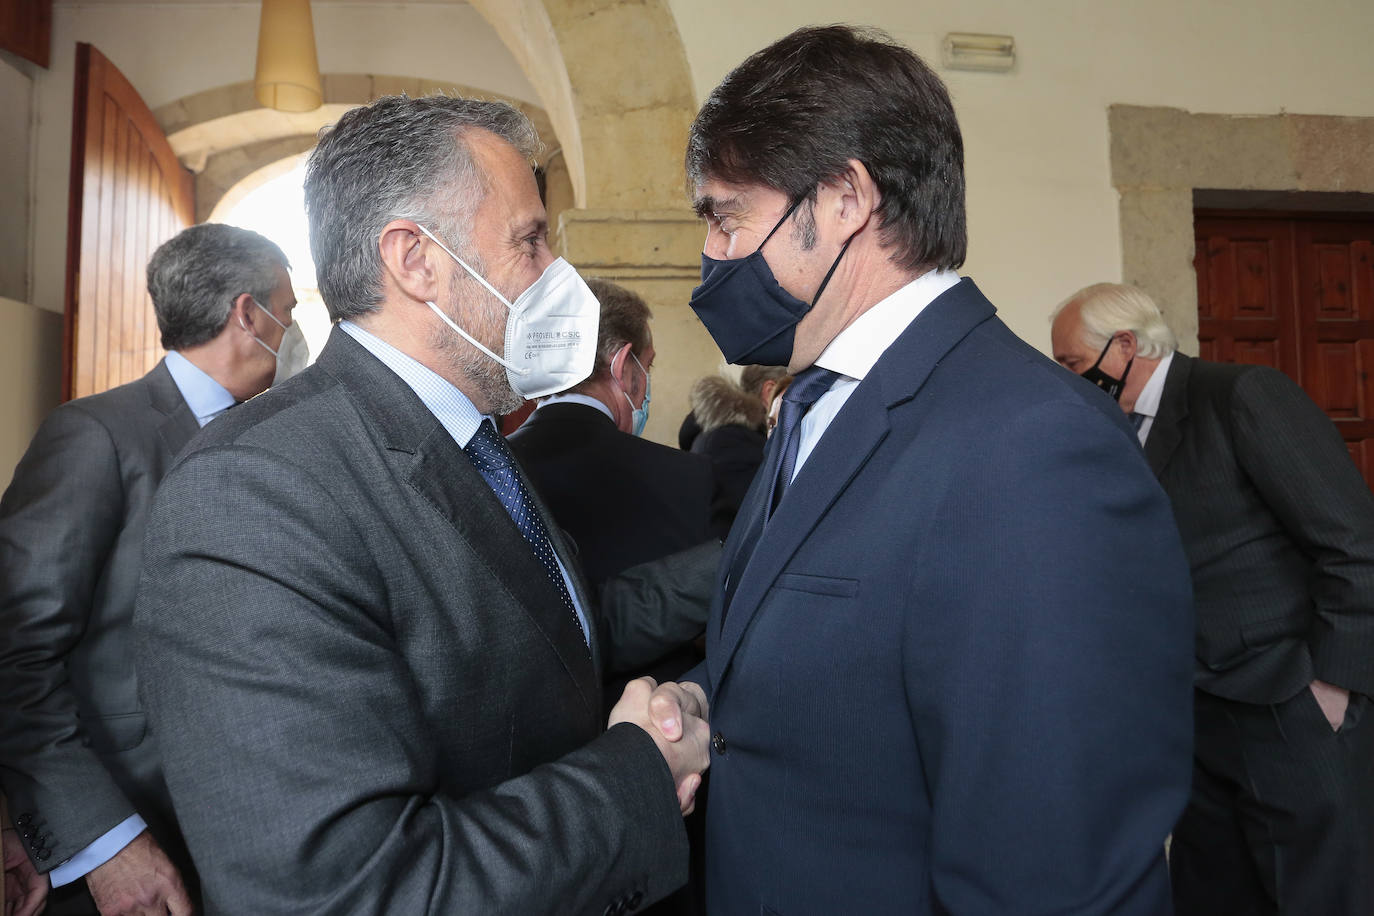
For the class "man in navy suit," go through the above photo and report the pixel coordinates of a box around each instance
[652,25,1196,914]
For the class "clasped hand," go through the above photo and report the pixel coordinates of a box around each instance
[609,678,710,815]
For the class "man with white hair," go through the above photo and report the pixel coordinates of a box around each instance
[1052,282,1374,916]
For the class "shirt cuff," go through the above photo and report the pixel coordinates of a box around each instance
[48,815,147,886]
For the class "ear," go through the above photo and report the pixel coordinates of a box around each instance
[1116,330,1139,362]
[816,158,878,239]
[379,220,442,304]
[608,341,633,384]
[229,293,258,337]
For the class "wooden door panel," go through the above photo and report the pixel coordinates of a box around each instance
[63,43,192,400]
[1194,217,1299,379]
[1196,212,1374,490]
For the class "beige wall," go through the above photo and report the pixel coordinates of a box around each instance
[0,297,62,483]
[667,0,1374,349]
[0,54,32,304]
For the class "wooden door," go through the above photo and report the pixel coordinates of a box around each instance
[63,43,193,401]
[1195,212,1374,487]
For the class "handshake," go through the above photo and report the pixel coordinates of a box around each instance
[609,678,712,815]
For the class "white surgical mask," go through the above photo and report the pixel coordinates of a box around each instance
[418,224,599,400]
[242,298,308,385]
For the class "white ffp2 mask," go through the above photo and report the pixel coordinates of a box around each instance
[244,298,308,386]
[418,224,599,400]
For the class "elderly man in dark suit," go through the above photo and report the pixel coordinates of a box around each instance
[0,223,297,916]
[1052,282,1374,916]
[649,25,1194,915]
[132,95,709,914]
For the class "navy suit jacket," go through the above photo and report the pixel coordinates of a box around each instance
[697,280,1194,915]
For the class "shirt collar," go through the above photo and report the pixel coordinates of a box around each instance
[1130,350,1173,420]
[538,391,614,421]
[812,269,961,381]
[164,350,236,427]
[340,320,489,447]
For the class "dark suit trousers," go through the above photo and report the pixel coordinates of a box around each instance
[1171,688,1374,915]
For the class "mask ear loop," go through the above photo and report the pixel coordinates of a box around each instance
[416,224,530,377]
[758,196,807,253]
[238,298,282,357]
[758,195,857,308]
[612,346,650,412]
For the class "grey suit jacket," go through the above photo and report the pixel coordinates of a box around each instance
[0,360,199,870]
[1147,353,1374,703]
[133,328,686,914]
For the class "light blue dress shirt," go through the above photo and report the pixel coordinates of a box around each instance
[340,321,591,640]
[164,350,237,427]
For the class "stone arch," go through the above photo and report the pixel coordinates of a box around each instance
[150,3,716,443]
[151,75,572,231]
[467,0,698,211]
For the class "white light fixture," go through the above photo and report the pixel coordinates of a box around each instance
[942,33,1015,72]
[255,0,324,112]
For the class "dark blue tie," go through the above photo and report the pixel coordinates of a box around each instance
[766,365,841,516]
[464,419,586,646]
[1129,412,1146,431]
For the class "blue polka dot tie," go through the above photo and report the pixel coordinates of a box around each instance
[465,419,587,646]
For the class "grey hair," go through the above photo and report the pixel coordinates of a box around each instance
[572,278,652,393]
[146,223,290,351]
[738,364,789,397]
[690,375,766,433]
[1053,283,1178,359]
[304,94,543,321]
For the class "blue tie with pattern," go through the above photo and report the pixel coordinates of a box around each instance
[766,365,841,516]
[464,419,587,646]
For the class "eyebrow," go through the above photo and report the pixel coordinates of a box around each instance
[692,194,744,219]
[513,216,549,237]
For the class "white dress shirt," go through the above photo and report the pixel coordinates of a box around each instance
[1129,351,1174,446]
[791,269,962,480]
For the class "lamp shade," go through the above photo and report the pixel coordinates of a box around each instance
[255,0,323,112]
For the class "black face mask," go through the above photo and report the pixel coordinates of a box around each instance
[1080,336,1133,401]
[688,197,854,367]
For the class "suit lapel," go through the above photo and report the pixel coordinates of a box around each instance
[319,330,600,712]
[144,359,203,459]
[1144,354,1191,476]
[712,279,996,685]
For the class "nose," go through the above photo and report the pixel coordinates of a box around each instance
[703,223,730,260]
[534,247,556,273]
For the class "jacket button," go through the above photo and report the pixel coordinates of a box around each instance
[711,732,727,755]
[628,891,644,910]
[37,848,51,861]
[15,814,31,826]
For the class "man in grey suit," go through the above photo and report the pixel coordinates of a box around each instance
[0,223,298,915]
[133,95,709,914]
[1052,282,1374,915]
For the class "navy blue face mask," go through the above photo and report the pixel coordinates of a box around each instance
[689,196,854,367]
[1081,336,1133,401]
